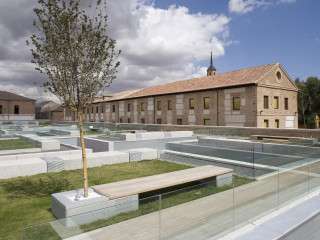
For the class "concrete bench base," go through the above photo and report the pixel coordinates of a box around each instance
[52,188,138,226]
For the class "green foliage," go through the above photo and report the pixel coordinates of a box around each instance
[295,77,320,128]
[27,0,120,112]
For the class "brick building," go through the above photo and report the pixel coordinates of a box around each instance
[0,91,35,121]
[64,56,298,128]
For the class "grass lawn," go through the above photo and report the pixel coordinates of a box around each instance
[0,160,254,240]
[0,139,36,151]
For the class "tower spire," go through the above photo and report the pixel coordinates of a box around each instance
[207,49,216,76]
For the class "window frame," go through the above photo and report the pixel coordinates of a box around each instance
[157,119,162,124]
[204,97,210,109]
[233,97,240,110]
[204,119,210,126]
[127,103,131,112]
[275,119,279,128]
[168,100,172,110]
[127,118,131,123]
[141,102,145,111]
[112,105,115,113]
[14,105,19,115]
[274,96,279,109]
[189,98,195,109]
[284,98,288,110]
[177,119,183,125]
[264,119,269,128]
[264,96,269,109]
[157,101,162,111]
[141,118,145,124]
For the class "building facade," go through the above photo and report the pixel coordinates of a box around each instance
[0,91,35,121]
[63,59,298,129]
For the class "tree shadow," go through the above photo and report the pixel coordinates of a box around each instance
[2,176,73,199]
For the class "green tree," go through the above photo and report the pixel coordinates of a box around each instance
[27,0,120,197]
[295,77,320,129]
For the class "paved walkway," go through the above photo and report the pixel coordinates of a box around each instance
[65,161,320,240]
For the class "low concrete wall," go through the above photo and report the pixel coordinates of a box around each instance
[78,137,114,152]
[0,149,93,161]
[60,151,129,170]
[58,122,320,141]
[16,134,60,151]
[0,148,42,155]
[0,158,47,179]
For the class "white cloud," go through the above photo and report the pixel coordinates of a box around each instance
[228,0,269,14]
[105,1,231,92]
[277,0,296,3]
[0,0,233,99]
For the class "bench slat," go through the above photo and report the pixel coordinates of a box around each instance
[92,165,233,199]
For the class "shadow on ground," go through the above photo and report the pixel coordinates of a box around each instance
[2,176,73,198]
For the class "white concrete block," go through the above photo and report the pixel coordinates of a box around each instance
[0,158,47,179]
[177,110,183,115]
[164,131,193,138]
[126,148,157,161]
[136,132,164,140]
[52,188,138,226]
[120,133,136,141]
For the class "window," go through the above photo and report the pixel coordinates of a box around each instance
[284,98,288,110]
[177,119,183,125]
[141,102,145,111]
[83,109,85,114]
[264,119,269,128]
[91,107,93,113]
[275,119,279,128]
[128,118,131,123]
[14,105,19,114]
[204,119,210,126]
[168,100,172,110]
[112,105,115,112]
[87,108,89,114]
[274,96,279,109]
[157,119,162,124]
[0,105,2,114]
[264,96,269,109]
[127,104,131,112]
[101,106,104,113]
[233,97,240,110]
[141,118,145,124]
[157,101,161,111]
[120,118,123,123]
[96,106,98,113]
[189,98,195,109]
[204,97,210,109]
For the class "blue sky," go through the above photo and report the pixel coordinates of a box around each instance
[0,0,319,100]
[154,0,320,81]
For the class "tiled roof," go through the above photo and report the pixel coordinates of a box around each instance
[106,63,280,101]
[0,91,35,101]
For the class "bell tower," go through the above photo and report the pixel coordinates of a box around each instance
[207,51,216,76]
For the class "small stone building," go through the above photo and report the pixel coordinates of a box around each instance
[64,56,298,129]
[0,91,35,121]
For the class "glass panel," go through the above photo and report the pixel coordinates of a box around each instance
[168,100,172,110]
[157,101,161,111]
[21,196,160,240]
[159,177,233,239]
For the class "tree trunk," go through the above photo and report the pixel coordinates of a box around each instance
[78,111,88,198]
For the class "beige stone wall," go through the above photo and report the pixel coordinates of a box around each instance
[256,86,298,128]
[0,100,35,115]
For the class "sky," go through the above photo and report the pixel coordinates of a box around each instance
[0,0,319,101]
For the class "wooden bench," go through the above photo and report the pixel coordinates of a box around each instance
[92,165,233,199]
